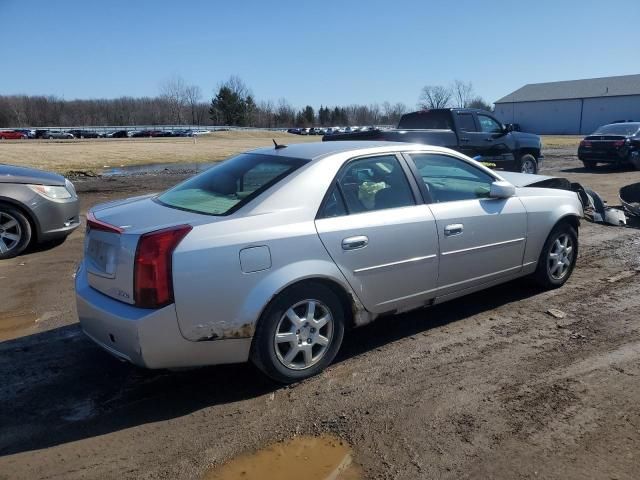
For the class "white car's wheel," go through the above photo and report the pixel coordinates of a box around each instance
[533,222,578,289]
[251,282,345,383]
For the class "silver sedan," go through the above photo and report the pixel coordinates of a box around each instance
[76,142,583,383]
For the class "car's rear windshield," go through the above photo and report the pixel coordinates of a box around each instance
[592,123,640,136]
[157,153,307,215]
[397,111,453,130]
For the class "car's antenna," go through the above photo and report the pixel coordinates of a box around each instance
[273,139,287,149]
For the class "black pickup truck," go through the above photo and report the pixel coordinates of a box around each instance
[323,108,544,173]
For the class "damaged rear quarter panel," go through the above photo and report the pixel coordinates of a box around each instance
[171,215,368,342]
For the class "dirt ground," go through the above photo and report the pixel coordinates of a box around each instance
[1,146,639,479]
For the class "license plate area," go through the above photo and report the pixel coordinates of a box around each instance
[88,238,117,276]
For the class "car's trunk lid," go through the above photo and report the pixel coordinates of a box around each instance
[583,134,626,155]
[85,195,213,305]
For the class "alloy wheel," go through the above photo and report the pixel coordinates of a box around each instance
[0,211,23,254]
[273,299,334,370]
[547,233,574,280]
[521,159,536,174]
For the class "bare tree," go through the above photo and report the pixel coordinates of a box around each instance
[223,75,251,99]
[159,75,188,124]
[184,85,203,125]
[452,80,474,108]
[418,85,452,109]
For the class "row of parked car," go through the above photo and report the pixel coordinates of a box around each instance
[287,126,378,136]
[0,128,210,140]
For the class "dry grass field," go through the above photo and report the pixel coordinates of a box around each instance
[0,130,581,173]
[541,135,583,148]
[0,130,319,174]
[0,132,583,174]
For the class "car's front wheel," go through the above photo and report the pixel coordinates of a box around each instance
[0,206,32,260]
[533,221,578,289]
[251,282,345,384]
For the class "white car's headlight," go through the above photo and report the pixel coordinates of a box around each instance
[28,184,73,199]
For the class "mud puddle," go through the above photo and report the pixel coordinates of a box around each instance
[203,434,361,480]
[102,162,214,176]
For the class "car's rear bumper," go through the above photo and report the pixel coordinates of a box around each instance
[578,149,630,163]
[75,262,252,369]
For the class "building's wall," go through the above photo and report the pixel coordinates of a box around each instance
[581,95,640,133]
[494,100,582,134]
[495,95,640,134]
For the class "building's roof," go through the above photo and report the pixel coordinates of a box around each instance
[495,74,640,103]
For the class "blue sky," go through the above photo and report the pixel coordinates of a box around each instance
[1,0,638,109]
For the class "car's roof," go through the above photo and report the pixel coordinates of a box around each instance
[249,140,449,161]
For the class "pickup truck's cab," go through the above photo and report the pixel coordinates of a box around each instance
[324,108,544,174]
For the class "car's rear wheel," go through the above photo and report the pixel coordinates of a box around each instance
[533,222,578,289]
[582,160,597,170]
[251,282,345,384]
[0,206,32,260]
[516,153,538,174]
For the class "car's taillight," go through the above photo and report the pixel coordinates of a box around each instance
[86,212,124,234]
[134,225,192,309]
[613,140,625,147]
[580,140,592,148]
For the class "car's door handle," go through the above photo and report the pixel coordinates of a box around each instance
[444,224,464,236]
[460,137,470,142]
[484,138,493,142]
[342,235,369,250]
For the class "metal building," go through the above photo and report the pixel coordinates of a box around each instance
[494,74,640,135]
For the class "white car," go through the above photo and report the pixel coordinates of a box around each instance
[76,142,582,383]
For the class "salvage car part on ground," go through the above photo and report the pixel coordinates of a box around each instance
[620,182,640,217]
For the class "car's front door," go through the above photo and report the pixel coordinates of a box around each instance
[405,152,527,296]
[476,113,515,164]
[315,154,439,314]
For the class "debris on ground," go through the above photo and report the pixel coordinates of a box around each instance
[620,182,640,217]
[546,308,566,319]
[576,184,627,226]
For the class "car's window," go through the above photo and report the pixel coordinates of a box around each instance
[397,111,453,130]
[593,123,640,136]
[408,153,494,203]
[320,184,348,218]
[335,155,415,214]
[457,113,477,132]
[157,153,307,215]
[477,114,503,134]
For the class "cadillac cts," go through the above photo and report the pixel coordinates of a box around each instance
[76,142,582,383]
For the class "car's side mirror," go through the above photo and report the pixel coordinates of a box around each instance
[490,181,515,198]
[504,124,513,133]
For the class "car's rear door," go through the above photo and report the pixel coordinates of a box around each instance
[404,152,527,296]
[315,153,439,314]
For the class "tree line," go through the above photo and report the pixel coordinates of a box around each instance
[0,75,492,128]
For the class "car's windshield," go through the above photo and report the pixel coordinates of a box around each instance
[592,123,640,136]
[157,153,307,215]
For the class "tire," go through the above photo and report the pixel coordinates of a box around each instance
[251,282,345,384]
[582,160,597,170]
[515,153,538,174]
[532,222,578,289]
[0,205,32,260]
